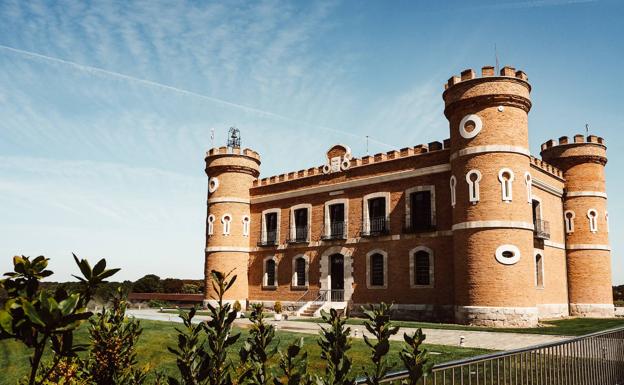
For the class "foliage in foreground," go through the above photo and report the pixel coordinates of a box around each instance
[1,256,431,384]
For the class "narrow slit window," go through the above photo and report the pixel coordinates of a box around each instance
[207,214,215,235]
[221,214,232,235]
[535,253,544,288]
[498,168,515,202]
[242,216,250,237]
[564,210,575,234]
[450,175,457,208]
[466,170,482,203]
[525,172,532,203]
[587,209,598,233]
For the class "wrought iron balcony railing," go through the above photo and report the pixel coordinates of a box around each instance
[257,230,278,246]
[321,221,348,240]
[287,226,309,243]
[361,217,390,237]
[534,219,550,240]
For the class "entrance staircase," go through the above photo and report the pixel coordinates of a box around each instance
[299,302,323,317]
[293,289,347,318]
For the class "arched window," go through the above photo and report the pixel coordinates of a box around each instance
[264,257,277,287]
[207,214,215,235]
[410,247,434,288]
[587,209,598,233]
[221,214,232,235]
[466,170,482,203]
[450,175,457,208]
[292,256,308,287]
[535,253,544,288]
[498,168,515,202]
[525,172,532,203]
[242,216,250,237]
[564,210,575,234]
[366,250,387,289]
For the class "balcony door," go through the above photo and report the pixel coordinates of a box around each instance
[330,254,344,302]
[265,212,278,243]
[368,197,386,233]
[329,204,345,237]
[294,208,308,241]
[410,191,431,230]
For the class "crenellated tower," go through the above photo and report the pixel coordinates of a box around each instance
[444,66,538,326]
[541,135,613,317]
[204,146,261,306]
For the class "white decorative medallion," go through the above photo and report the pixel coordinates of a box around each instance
[459,114,482,139]
[322,144,352,174]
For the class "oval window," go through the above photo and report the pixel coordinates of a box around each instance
[495,245,521,265]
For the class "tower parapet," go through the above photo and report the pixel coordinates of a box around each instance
[444,66,538,326]
[541,134,613,317]
[204,146,260,305]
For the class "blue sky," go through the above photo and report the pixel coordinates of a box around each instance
[1,0,623,283]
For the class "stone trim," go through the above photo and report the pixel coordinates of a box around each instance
[452,221,534,231]
[566,244,610,251]
[291,254,309,287]
[543,240,565,250]
[587,208,598,233]
[449,175,457,208]
[319,246,354,302]
[262,255,278,288]
[324,198,349,238]
[524,172,532,203]
[251,164,451,204]
[564,210,575,234]
[532,178,564,197]
[498,168,515,202]
[566,191,607,198]
[207,214,215,235]
[366,249,388,289]
[363,192,391,234]
[450,144,530,161]
[466,169,482,203]
[404,185,436,227]
[536,304,569,319]
[458,114,482,139]
[205,246,252,252]
[208,197,250,204]
[221,213,232,235]
[289,203,312,241]
[569,303,614,318]
[261,208,281,243]
[455,306,539,327]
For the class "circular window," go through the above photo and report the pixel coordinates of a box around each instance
[459,114,483,139]
[340,158,351,171]
[495,245,521,265]
[208,177,219,193]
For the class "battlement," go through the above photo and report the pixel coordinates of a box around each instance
[205,146,261,162]
[540,134,606,152]
[251,139,451,188]
[529,156,564,179]
[444,66,529,90]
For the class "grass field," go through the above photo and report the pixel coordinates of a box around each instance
[292,317,624,336]
[0,319,492,384]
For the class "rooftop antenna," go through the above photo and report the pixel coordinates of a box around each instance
[227,126,241,149]
[366,135,369,156]
[495,44,500,74]
[210,128,215,147]
[585,123,589,135]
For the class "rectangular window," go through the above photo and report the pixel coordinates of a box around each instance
[329,203,345,237]
[370,254,384,286]
[410,191,432,230]
[294,208,308,241]
[265,212,278,243]
[414,251,431,286]
[295,258,306,286]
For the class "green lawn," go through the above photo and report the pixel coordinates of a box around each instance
[159,309,273,319]
[0,319,490,385]
[291,316,624,336]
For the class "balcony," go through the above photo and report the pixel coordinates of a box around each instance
[287,226,309,244]
[361,217,390,237]
[534,220,550,240]
[321,221,347,241]
[257,230,278,247]
[402,220,436,234]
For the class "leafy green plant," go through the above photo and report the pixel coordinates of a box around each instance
[0,254,119,385]
[238,303,276,385]
[360,303,399,385]
[399,329,432,385]
[274,301,282,314]
[167,308,210,385]
[233,300,242,313]
[317,308,355,385]
[274,338,314,385]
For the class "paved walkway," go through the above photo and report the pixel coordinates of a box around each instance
[126,309,569,351]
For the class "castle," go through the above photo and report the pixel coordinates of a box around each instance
[203,65,613,327]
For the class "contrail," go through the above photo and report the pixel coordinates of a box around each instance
[0,44,398,149]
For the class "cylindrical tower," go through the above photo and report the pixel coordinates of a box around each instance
[204,146,261,306]
[444,66,538,327]
[541,134,613,317]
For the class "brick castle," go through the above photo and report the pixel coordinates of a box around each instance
[203,65,613,327]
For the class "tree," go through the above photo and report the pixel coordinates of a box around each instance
[133,274,163,293]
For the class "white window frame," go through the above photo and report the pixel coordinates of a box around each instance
[242,215,250,237]
[495,244,521,265]
[409,246,434,288]
[207,214,215,235]
[450,175,457,208]
[466,169,482,204]
[221,213,232,235]
[291,254,309,288]
[289,203,312,242]
[525,172,532,203]
[405,186,436,229]
[208,177,219,193]
[263,255,278,288]
[366,249,388,289]
[459,114,482,139]
[261,208,281,243]
[534,250,545,289]
[362,192,390,234]
[587,208,598,233]
[498,168,515,202]
[324,198,349,238]
[564,210,576,234]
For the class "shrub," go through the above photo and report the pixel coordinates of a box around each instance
[182,283,200,294]
[361,303,400,385]
[133,274,163,293]
[317,308,355,385]
[238,303,276,385]
[274,301,282,314]
[233,300,242,313]
[148,299,171,308]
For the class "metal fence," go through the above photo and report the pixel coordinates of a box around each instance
[357,326,624,385]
